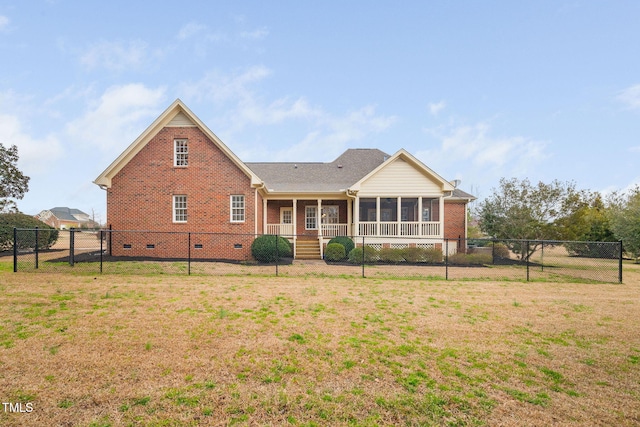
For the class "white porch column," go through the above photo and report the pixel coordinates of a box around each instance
[418,197,423,236]
[347,196,360,236]
[317,199,322,239]
[376,197,380,235]
[254,189,259,236]
[350,197,356,237]
[317,198,323,259]
[292,199,298,236]
[439,196,445,238]
[293,199,298,258]
[397,197,402,236]
[262,198,268,234]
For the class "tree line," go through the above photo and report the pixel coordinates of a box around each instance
[474,178,640,262]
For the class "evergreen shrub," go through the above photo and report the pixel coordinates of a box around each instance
[324,243,346,261]
[327,236,355,256]
[251,235,292,262]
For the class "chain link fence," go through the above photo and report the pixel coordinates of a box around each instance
[9,228,624,283]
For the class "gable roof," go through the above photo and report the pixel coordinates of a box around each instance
[49,207,89,221]
[246,149,389,193]
[94,100,474,201]
[94,99,261,189]
[350,149,456,193]
[449,188,476,201]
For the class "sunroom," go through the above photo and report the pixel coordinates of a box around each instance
[354,196,442,238]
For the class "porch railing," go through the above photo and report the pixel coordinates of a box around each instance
[267,222,440,237]
[266,224,294,236]
[359,221,440,237]
[321,224,349,238]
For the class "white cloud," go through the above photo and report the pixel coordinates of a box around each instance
[0,113,62,175]
[240,27,269,40]
[0,15,9,31]
[181,67,396,161]
[80,39,149,71]
[271,105,397,161]
[417,121,549,188]
[617,84,640,109]
[428,101,446,115]
[179,65,272,107]
[65,84,166,152]
[177,22,207,40]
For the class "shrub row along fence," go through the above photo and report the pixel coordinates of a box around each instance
[9,228,624,283]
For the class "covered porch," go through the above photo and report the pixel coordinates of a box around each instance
[263,195,444,258]
[354,196,442,238]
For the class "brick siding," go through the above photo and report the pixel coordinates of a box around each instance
[444,201,467,250]
[107,126,255,260]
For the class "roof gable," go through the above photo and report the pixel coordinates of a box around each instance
[351,149,455,194]
[94,99,260,189]
[46,207,90,221]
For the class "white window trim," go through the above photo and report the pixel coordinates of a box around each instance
[173,195,187,223]
[230,195,245,223]
[174,139,188,167]
[305,206,318,230]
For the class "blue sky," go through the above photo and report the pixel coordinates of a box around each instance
[1,1,639,223]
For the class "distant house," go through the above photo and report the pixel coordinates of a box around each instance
[94,99,475,260]
[35,207,97,229]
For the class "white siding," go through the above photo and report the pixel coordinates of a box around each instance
[167,111,196,127]
[359,158,442,196]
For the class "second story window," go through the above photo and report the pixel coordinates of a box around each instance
[174,139,188,167]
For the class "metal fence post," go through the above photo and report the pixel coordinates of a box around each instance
[188,232,191,275]
[445,239,449,280]
[526,240,530,282]
[69,228,75,266]
[619,240,623,283]
[35,227,39,269]
[275,234,279,277]
[361,236,365,278]
[108,224,112,256]
[541,241,545,272]
[100,230,104,274]
[13,227,17,273]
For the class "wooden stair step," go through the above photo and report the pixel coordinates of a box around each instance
[295,239,321,259]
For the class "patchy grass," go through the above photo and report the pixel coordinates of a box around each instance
[0,266,639,426]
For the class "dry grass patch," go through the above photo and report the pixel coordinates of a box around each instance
[0,265,639,426]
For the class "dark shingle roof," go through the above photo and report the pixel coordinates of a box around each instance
[450,189,476,201]
[49,207,88,221]
[246,149,389,192]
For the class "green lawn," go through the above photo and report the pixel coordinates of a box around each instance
[0,268,639,426]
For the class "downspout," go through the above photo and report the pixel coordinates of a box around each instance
[254,182,267,236]
[345,189,358,237]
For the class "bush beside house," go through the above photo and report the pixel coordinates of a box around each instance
[324,243,346,261]
[251,235,292,262]
[327,236,355,258]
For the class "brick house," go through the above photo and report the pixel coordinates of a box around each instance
[94,99,475,260]
[35,207,98,229]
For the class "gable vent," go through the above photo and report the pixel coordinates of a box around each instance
[167,111,197,127]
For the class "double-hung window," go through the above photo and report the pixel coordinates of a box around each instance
[230,195,245,223]
[174,139,188,167]
[305,206,317,230]
[173,195,187,223]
